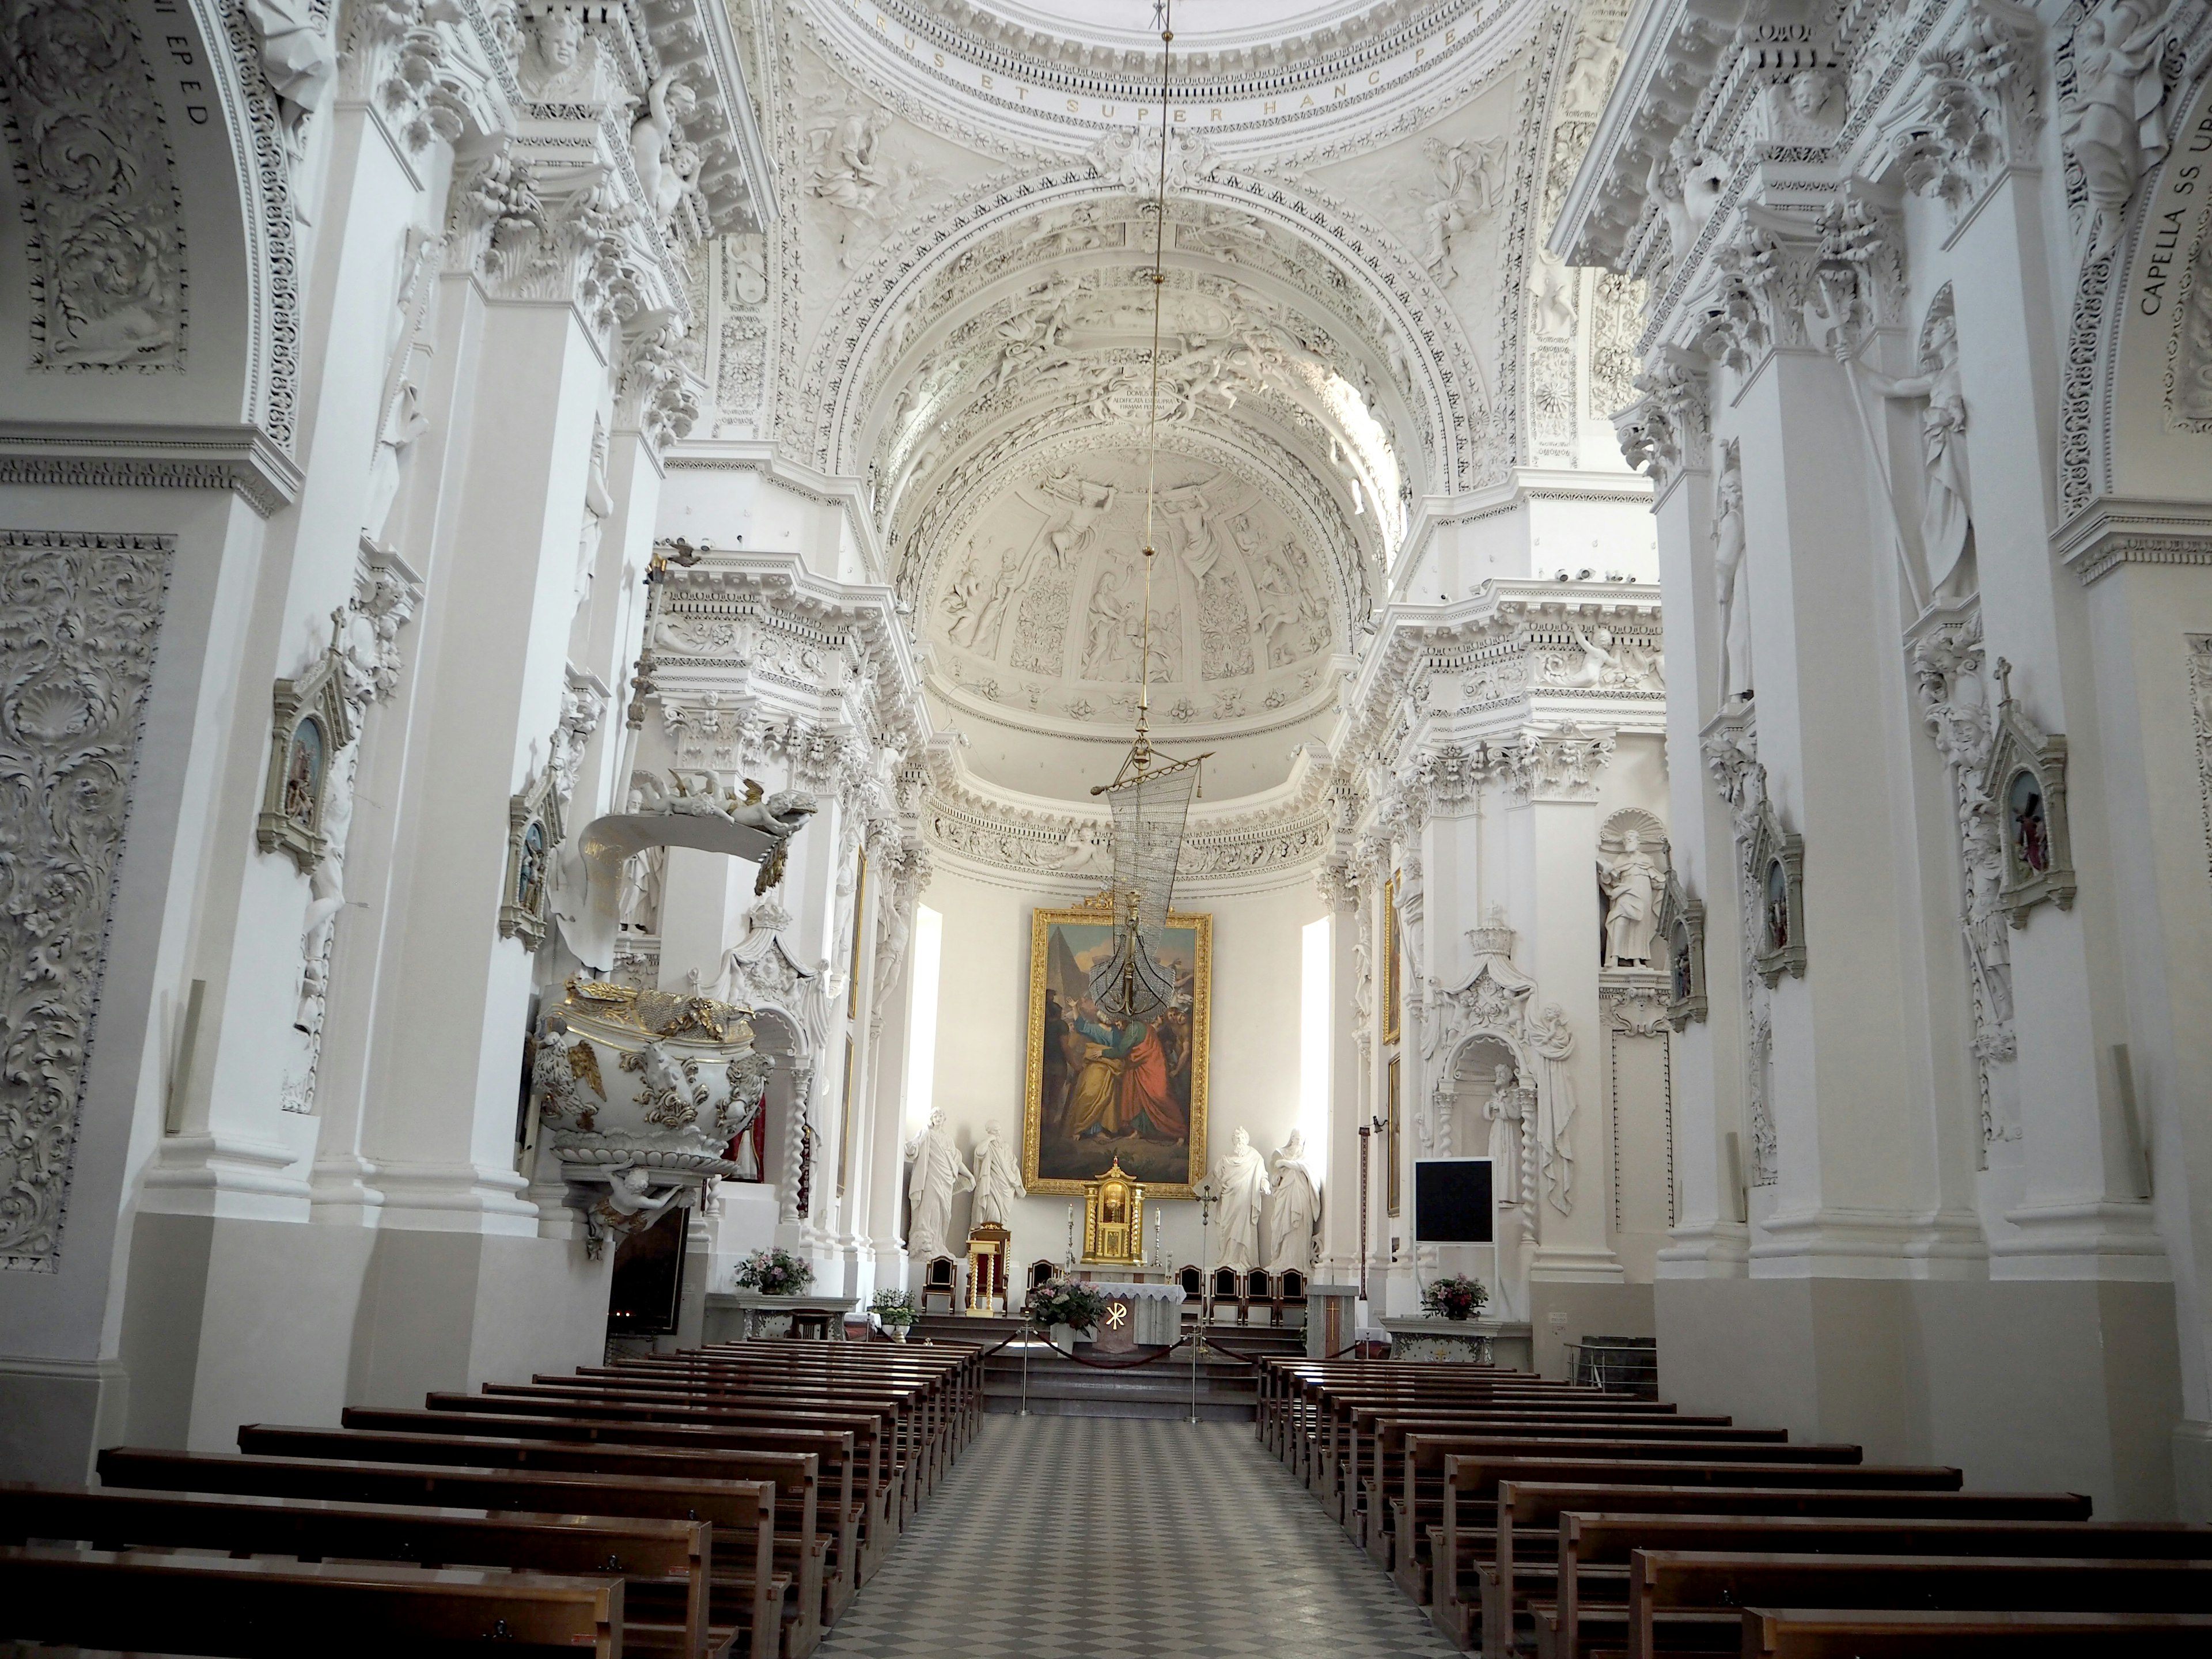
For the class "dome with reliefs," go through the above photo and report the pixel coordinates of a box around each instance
[926,444,1339,732]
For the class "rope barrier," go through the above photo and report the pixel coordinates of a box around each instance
[1037,1334,1196,1370]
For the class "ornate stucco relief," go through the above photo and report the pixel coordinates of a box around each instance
[0,531,172,1268]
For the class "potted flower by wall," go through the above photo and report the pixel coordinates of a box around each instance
[870,1289,918,1342]
[1421,1274,1488,1322]
[734,1247,813,1297]
[1022,1278,1108,1344]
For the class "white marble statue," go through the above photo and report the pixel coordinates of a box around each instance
[904,1108,973,1260]
[1844,305,1973,602]
[969,1120,1025,1230]
[1601,830,1664,967]
[1483,1063,1523,1206]
[1214,1126,1271,1274]
[2064,0,2177,259]
[1265,1130,1319,1274]
[1713,442,1752,702]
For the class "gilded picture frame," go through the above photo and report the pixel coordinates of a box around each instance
[1381,873,1402,1045]
[1023,898,1211,1198]
[1385,1055,1402,1217]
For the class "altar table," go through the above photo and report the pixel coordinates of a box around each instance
[1082,1281,1185,1350]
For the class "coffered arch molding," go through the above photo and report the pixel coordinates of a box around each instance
[791,161,1492,497]
[2062,49,2212,522]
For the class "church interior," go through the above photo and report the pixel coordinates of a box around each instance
[7,0,2212,1650]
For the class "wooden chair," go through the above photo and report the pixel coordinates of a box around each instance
[918,1255,959,1314]
[1212,1267,1247,1324]
[1029,1259,1056,1291]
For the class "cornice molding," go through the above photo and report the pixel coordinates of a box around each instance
[0,422,305,519]
[2054,496,2212,587]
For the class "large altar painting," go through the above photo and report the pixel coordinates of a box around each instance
[1023,902,1210,1198]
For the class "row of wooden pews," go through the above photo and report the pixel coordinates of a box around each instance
[1256,1355,2212,1656]
[4,1334,984,1659]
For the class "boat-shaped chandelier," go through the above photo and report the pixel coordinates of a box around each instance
[1088,0,1209,1022]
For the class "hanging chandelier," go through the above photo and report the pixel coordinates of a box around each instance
[1088,0,1209,1022]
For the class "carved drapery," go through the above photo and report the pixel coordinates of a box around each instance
[0,531,172,1267]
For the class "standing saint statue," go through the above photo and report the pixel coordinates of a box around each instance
[904,1108,973,1260]
[1483,1063,1523,1207]
[969,1120,1025,1230]
[1600,830,1664,967]
[1265,1130,1320,1274]
[1213,1126,1271,1274]
[1843,305,1973,603]
[1713,442,1753,702]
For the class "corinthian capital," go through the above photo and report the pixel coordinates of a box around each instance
[1504,724,1618,802]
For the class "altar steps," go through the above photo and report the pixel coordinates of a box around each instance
[909,1316,1301,1420]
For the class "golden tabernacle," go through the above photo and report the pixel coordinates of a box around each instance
[1081,1156,1146,1267]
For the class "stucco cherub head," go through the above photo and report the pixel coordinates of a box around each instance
[532,5,584,68]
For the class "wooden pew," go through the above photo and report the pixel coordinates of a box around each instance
[0,1543,621,1659]
[1426,1457,1965,1616]
[1390,1437,1868,1594]
[0,1482,721,1659]
[1736,1605,2212,1657]
[1467,1484,2101,1658]
[233,1425,824,1659]
[97,1448,785,1659]
[545,1370,936,1512]
[1522,1516,2212,1659]
[424,1389,892,1579]
[1626,1553,2212,1659]
[1358,1420,1797,1556]
[343,1406,863,1624]
[480,1383,911,1545]
[611,1355,964,1496]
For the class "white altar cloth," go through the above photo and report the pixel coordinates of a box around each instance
[1084,1281,1184,1346]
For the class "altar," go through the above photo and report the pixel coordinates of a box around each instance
[1080,1280,1184,1350]
[1377,1316,1533,1369]
[706,1290,858,1342]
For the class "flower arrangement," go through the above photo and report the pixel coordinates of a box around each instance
[1420,1274,1488,1321]
[734,1248,813,1296]
[1022,1278,1109,1334]
[869,1289,917,1330]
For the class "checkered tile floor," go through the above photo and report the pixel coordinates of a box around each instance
[817,1416,1457,1658]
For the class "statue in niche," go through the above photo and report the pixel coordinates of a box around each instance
[617,844,665,934]
[1265,1130,1319,1273]
[1713,441,1753,703]
[1483,1063,1523,1206]
[1213,1126,1271,1274]
[2065,0,2179,259]
[969,1120,1026,1230]
[904,1107,974,1260]
[1842,297,1974,602]
[1600,830,1664,967]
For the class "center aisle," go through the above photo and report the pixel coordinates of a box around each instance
[817,1416,1459,1659]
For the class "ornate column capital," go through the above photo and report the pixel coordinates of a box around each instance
[1503,723,1617,803]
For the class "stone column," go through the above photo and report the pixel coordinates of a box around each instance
[1623,370,1751,1275]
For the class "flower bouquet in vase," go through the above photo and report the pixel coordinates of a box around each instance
[1022,1278,1108,1342]
[870,1289,917,1341]
[734,1247,813,1296]
[1420,1274,1488,1322]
